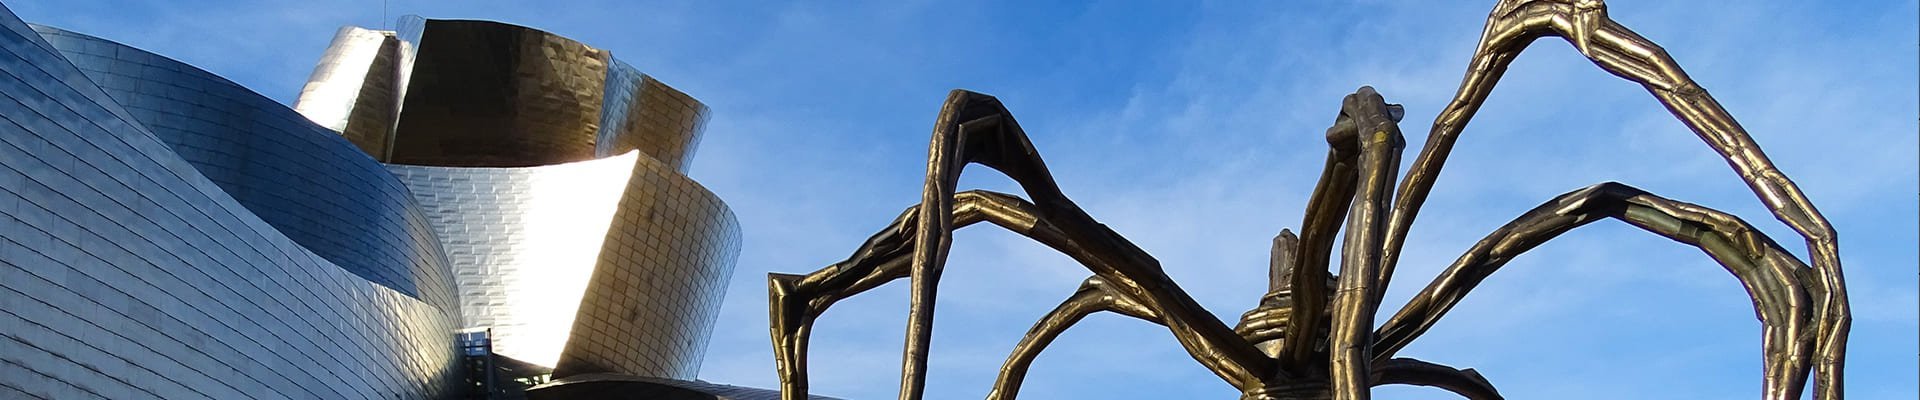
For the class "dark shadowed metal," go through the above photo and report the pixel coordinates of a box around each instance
[767,1,1850,399]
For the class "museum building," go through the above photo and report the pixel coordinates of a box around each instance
[0,3,800,399]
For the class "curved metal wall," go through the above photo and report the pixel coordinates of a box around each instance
[386,19,613,167]
[389,150,739,380]
[32,26,459,313]
[387,153,641,369]
[596,62,708,172]
[302,17,741,380]
[0,7,459,399]
[293,26,412,159]
[553,152,739,379]
[361,19,710,171]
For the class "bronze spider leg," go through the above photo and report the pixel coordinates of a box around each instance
[1324,87,1407,400]
[1268,89,1498,400]
[899,90,1275,397]
[770,190,1072,399]
[1247,229,1318,361]
[1379,1,1848,398]
[987,276,1161,400]
[1370,358,1503,400]
[1372,182,1823,399]
[1274,102,1363,377]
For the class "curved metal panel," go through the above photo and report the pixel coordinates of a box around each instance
[31,25,459,313]
[387,152,640,368]
[554,152,741,379]
[387,19,612,167]
[215,15,742,383]
[0,8,459,398]
[391,149,740,379]
[597,63,709,172]
[363,19,737,379]
[373,19,709,172]
[293,26,411,159]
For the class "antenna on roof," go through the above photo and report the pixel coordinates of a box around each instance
[382,0,390,30]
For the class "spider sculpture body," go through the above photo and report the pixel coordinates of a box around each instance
[766,1,1850,399]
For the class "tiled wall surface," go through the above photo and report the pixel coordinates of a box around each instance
[393,148,739,380]
[387,20,612,168]
[1,8,742,397]
[294,27,387,133]
[596,64,709,173]
[356,19,709,173]
[344,18,736,381]
[32,26,459,312]
[554,152,739,379]
[293,26,410,159]
[0,5,460,399]
[388,153,638,369]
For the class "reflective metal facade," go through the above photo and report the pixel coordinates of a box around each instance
[335,19,715,172]
[293,26,414,159]
[386,20,615,167]
[552,152,738,378]
[387,153,641,369]
[0,4,739,397]
[300,18,739,381]
[598,63,708,172]
[0,5,459,398]
[32,26,460,312]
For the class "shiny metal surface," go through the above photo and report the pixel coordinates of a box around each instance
[294,26,413,159]
[0,5,460,398]
[2,5,740,398]
[389,148,740,380]
[362,18,737,380]
[295,26,386,132]
[389,141,738,382]
[389,153,640,370]
[304,19,713,171]
[553,151,740,379]
[767,1,1850,399]
[387,19,613,167]
[597,64,710,172]
[1380,2,1848,399]
[32,25,459,312]
[391,153,736,382]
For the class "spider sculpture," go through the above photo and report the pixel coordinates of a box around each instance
[766,1,1850,399]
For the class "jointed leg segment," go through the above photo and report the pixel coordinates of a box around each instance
[988,276,1161,400]
[1371,358,1503,400]
[1382,2,1848,398]
[774,2,1845,398]
[908,91,1275,396]
[770,190,1066,398]
[1373,182,1824,399]
[774,91,1272,399]
[1325,87,1407,400]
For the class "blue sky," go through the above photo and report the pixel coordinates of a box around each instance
[14,1,1915,398]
